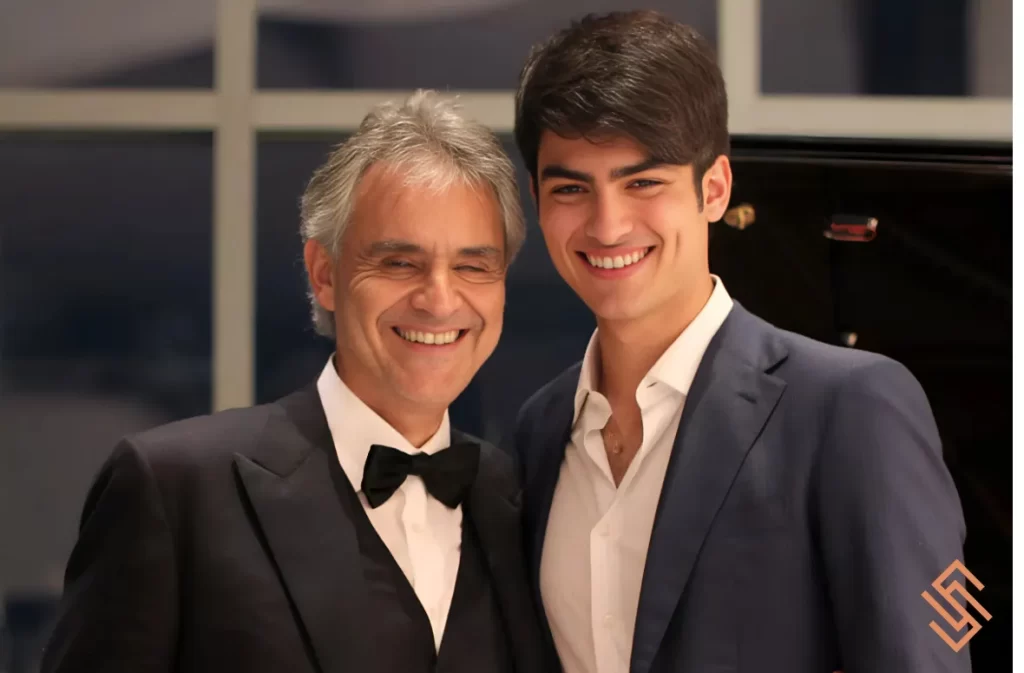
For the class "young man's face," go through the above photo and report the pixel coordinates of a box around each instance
[533,131,731,325]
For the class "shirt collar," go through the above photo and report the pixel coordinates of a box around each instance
[572,331,602,426]
[572,274,734,424]
[316,356,451,494]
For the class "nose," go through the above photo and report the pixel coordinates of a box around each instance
[585,190,633,246]
[409,268,462,319]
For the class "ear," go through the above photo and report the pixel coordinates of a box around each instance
[700,155,733,223]
[303,239,337,312]
[528,177,538,208]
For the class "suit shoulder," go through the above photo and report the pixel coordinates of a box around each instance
[759,316,915,385]
[726,307,924,414]
[124,402,278,471]
[516,361,582,429]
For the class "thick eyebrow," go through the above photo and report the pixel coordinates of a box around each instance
[540,165,593,184]
[367,240,502,259]
[539,157,668,183]
[457,245,503,259]
[368,240,423,255]
[610,157,668,179]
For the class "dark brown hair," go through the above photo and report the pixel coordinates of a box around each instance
[514,11,729,205]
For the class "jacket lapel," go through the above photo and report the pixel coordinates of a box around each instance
[521,371,577,665]
[233,387,372,673]
[630,305,788,673]
[527,424,572,590]
[461,432,548,673]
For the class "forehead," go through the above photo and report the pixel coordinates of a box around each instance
[537,131,649,167]
[347,162,504,250]
[536,131,697,189]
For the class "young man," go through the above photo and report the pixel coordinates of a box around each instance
[41,91,546,673]
[513,11,971,673]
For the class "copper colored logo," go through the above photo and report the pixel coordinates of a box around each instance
[921,560,991,652]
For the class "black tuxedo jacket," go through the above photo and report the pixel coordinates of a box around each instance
[40,385,547,672]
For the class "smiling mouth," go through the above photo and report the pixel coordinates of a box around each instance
[578,246,655,270]
[392,327,468,345]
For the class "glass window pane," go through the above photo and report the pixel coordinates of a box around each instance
[256,134,591,443]
[0,133,212,669]
[0,4,214,88]
[256,137,336,405]
[760,0,1010,96]
[257,1,716,89]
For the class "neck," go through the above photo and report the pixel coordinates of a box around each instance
[373,407,445,449]
[332,356,445,448]
[596,274,714,405]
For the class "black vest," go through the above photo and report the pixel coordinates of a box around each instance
[347,488,514,673]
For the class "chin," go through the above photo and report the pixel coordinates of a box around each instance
[392,377,463,409]
[583,294,645,323]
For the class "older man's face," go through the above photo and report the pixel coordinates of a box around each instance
[309,162,506,424]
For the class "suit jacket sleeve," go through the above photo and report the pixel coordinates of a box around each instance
[815,358,972,673]
[40,440,179,673]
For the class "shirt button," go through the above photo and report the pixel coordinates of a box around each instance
[604,614,614,626]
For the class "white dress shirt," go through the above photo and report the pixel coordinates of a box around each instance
[317,358,462,651]
[539,276,734,673]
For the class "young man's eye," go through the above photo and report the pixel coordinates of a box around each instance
[629,179,662,188]
[551,184,585,195]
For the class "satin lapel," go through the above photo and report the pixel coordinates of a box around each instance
[522,382,575,666]
[630,314,787,673]
[234,388,371,673]
[460,433,545,673]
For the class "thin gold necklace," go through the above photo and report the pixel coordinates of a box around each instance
[603,422,625,455]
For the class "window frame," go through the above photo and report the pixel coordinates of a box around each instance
[0,0,1011,410]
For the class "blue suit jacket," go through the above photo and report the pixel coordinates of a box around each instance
[514,302,972,673]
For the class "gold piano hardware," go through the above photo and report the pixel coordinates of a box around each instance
[824,215,878,242]
[722,203,755,230]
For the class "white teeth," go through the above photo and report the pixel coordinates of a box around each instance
[396,329,460,345]
[585,248,650,270]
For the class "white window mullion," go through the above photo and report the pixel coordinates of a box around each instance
[212,0,257,411]
[253,90,516,133]
[748,95,1010,141]
[718,0,759,136]
[717,0,1011,141]
[0,90,216,130]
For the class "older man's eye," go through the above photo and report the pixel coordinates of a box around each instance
[382,259,414,269]
[455,265,487,273]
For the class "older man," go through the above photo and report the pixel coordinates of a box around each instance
[40,91,546,673]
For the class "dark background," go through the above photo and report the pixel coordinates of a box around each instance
[0,1,1010,671]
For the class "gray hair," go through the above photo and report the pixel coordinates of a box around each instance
[299,89,526,338]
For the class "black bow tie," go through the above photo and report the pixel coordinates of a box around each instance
[361,441,480,509]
